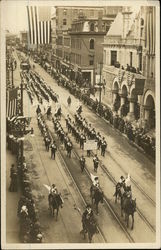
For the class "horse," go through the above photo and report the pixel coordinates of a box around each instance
[114,182,125,203]
[121,195,136,230]
[81,215,99,243]
[48,193,63,220]
[90,186,104,214]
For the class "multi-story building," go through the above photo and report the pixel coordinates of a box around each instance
[51,6,104,69]
[69,12,114,85]
[51,6,120,84]
[20,31,28,46]
[102,6,155,130]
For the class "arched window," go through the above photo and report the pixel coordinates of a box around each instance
[90,23,95,31]
[90,39,94,49]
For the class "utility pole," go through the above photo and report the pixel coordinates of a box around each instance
[20,73,24,160]
[99,62,103,105]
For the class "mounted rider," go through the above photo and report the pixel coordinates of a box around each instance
[82,204,94,233]
[90,174,101,195]
[49,184,58,195]
[48,184,58,208]
[124,174,132,198]
[48,184,63,209]
[113,175,126,199]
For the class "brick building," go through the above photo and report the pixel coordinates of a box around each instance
[51,6,121,85]
[102,6,156,130]
[69,13,113,85]
[51,7,104,69]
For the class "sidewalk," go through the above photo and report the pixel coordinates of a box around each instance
[6,149,21,243]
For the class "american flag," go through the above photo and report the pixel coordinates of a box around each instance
[26,6,51,45]
[6,88,18,118]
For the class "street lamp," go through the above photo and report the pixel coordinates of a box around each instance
[96,62,103,105]
[9,56,16,88]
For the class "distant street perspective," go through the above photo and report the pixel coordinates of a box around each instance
[4,2,159,247]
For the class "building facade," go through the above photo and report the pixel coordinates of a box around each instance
[51,6,120,85]
[51,7,104,69]
[102,6,155,130]
[69,13,112,85]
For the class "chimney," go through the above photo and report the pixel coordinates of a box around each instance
[98,10,103,32]
[122,6,132,38]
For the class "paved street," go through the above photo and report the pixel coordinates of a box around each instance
[5,50,156,243]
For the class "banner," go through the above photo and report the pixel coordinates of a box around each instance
[84,140,97,150]
[27,6,51,44]
[6,87,18,118]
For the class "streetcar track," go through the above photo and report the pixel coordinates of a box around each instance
[46,126,107,243]
[56,150,107,243]
[29,124,71,240]
[28,68,155,238]
[25,95,107,243]
[47,124,135,243]
[64,111,156,208]
[60,112,156,233]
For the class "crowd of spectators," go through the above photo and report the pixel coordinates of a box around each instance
[6,117,42,243]
[23,51,155,160]
[47,69,155,160]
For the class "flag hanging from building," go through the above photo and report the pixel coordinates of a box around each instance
[6,87,18,118]
[26,6,51,45]
[146,7,155,55]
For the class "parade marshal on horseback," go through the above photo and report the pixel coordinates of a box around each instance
[43,184,64,220]
[81,204,98,243]
[114,174,136,229]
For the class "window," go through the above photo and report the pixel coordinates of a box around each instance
[139,53,142,71]
[141,18,144,26]
[140,27,144,37]
[63,19,67,25]
[111,50,117,66]
[71,38,75,49]
[63,9,67,15]
[90,39,94,49]
[90,23,95,31]
[74,9,78,16]
[79,9,83,14]
[90,10,94,17]
[89,60,94,65]
[106,25,109,32]
[130,52,133,67]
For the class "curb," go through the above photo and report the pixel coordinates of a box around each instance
[37,65,155,163]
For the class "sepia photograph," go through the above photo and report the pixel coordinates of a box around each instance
[1,0,160,249]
